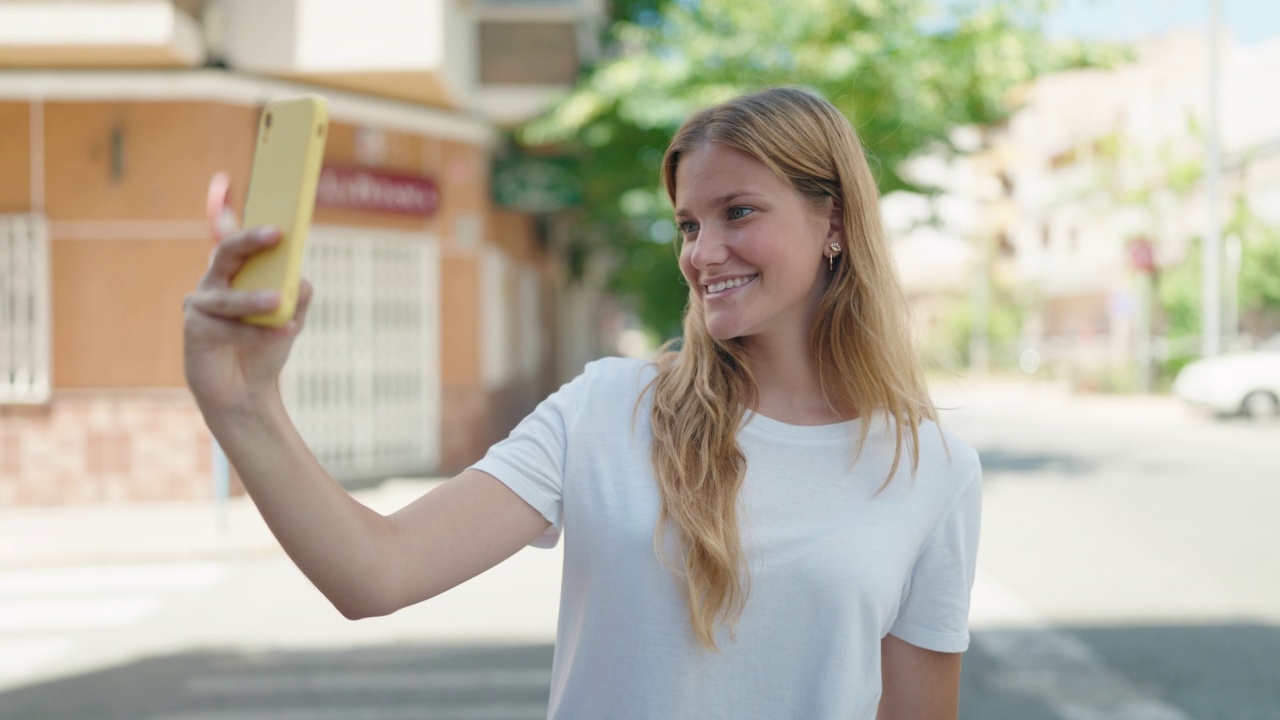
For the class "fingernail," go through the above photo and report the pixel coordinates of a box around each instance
[255,291,279,305]
[256,227,279,240]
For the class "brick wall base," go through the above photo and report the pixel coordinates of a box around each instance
[0,389,220,506]
[2,380,555,505]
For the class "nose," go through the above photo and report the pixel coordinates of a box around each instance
[689,225,729,270]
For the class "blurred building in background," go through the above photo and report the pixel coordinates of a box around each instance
[892,30,1280,391]
[996,31,1280,389]
[0,0,613,504]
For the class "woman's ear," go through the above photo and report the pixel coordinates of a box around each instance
[827,198,845,240]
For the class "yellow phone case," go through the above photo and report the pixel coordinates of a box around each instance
[233,95,329,327]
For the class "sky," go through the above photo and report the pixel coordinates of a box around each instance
[1042,0,1280,45]
[941,0,1280,45]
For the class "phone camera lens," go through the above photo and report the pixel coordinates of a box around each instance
[264,113,273,129]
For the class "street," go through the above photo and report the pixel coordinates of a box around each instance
[940,380,1280,720]
[1,380,1277,719]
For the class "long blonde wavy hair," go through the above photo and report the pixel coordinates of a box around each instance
[647,87,938,651]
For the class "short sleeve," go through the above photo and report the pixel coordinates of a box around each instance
[888,464,983,652]
[467,365,593,549]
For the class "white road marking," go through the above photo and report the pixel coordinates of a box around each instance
[148,704,549,720]
[0,562,228,597]
[186,669,553,696]
[0,596,160,632]
[0,636,74,681]
[971,574,1196,720]
[0,561,231,686]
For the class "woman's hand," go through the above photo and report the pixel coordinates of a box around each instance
[182,225,314,417]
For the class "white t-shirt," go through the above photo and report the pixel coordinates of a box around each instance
[469,357,982,720]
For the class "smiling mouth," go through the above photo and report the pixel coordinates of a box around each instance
[704,274,758,297]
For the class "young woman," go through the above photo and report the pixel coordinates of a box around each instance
[183,86,982,720]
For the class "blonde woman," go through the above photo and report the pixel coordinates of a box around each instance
[184,86,982,719]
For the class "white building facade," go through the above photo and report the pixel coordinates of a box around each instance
[891,31,1280,389]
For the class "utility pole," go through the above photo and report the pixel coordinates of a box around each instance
[969,136,995,377]
[1225,232,1242,349]
[1202,0,1223,358]
[970,236,991,376]
[1130,239,1157,393]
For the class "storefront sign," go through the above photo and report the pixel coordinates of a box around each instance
[492,155,581,213]
[317,166,440,217]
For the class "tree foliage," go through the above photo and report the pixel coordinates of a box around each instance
[1158,201,1280,347]
[519,0,1083,337]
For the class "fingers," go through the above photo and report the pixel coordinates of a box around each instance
[183,298,292,345]
[200,227,282,290]
[183,277,315,336]
[186,287,281,320]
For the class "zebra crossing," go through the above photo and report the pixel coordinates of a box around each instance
[151,658,555,720]
[150,707,547,720]
[0,561,230,688]
[969,575,1197,720]
[0,560,556,720]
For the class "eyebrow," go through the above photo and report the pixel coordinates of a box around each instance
[674,191,763,218]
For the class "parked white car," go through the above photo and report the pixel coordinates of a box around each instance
[1173,334,1280,419]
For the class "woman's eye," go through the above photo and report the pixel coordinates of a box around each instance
[677,221,697,235]
[728,207,753,220]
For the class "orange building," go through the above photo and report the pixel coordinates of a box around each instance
[0,0,612,504]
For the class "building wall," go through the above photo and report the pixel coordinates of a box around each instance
[0,92,556,504]
[0,391,211,505]
[0,102,30,212]
[480,207,551,462]
[439,140,494,472]
[42,101,257,389]
[52,238,209,389]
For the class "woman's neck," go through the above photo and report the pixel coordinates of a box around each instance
[740,334,848,426]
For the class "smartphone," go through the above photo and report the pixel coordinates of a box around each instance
[232,95,329,327]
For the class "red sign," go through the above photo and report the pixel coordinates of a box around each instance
[316,166,440,217]
[1128,239,1156,274]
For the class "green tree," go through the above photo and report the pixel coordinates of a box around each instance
[519,0,1088,337]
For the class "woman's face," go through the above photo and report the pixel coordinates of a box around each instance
[675,143,839,343]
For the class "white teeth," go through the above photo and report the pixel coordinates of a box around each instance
[706,275,755,294]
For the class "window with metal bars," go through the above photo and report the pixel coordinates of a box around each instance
[0,215,51,405]
[280,225,441,482]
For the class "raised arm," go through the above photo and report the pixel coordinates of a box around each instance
[183,225,550,619]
